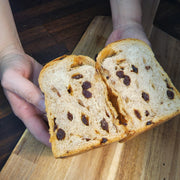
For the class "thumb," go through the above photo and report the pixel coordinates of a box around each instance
[2,69,45,113]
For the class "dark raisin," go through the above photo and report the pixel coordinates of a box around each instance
[146,121,152,125]
[82,81,91,89]
[67,112,73,121]
[123,75,131,86]
[82,90,92,98]
[56,128,66,140]
[100,118,109,133]
[131,65,138,73]
[101,138,108,144]
[106,76,109,79]
[145,110,150,116]
[134,109,141,120]
[72,74,83,79]
[81,114,89,126]
[116,71,124,78]
[145,66,151,70]
[142,92,149,102]
[167,90,174,99]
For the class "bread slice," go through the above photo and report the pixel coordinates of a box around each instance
[39,55,126,157]
[96,39,180,140]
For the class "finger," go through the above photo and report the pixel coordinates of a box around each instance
[2,69,45,113]
[5,90,51,147]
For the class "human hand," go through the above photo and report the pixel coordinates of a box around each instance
[106,22,150,46]
[0,51,50,146]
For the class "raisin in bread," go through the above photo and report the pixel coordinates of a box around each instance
[96,39,180,140]
[39,55,126,157]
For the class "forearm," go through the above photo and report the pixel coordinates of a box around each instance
[110,0,142,29]
[0,0,23,57]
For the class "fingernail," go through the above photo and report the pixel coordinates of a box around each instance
[38,98,46,113]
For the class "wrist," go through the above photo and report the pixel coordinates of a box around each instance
[0,44,24,59]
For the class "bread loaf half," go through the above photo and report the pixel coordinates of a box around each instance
[96,39,180,140]
[39,55,126,157]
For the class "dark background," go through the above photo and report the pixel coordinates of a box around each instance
[0,0,179,171]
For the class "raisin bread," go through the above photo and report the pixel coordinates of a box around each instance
[39,55,126,157]
[96,39,180,140]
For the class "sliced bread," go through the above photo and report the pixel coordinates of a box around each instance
[96,39,180,139]
[39,55,126,157]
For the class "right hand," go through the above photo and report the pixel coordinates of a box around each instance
[106,22,150,46]
[0,51,51,146]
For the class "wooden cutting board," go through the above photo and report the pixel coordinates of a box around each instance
[0,16,180,180]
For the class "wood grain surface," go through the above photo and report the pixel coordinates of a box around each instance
[0,14,180,179]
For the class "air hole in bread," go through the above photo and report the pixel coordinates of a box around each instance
[72,74,83,79]
[67,112,73,121]
[145,66,151,70]
[51,87,61,97]
[134,109,141,120]
[105,110,110,117]
[143,58,146,64]
[83,138,91,141]
[151,84,155,89]
[81,114,89,126]
[100,118,109,133]
[53,117,58,131]
[95,130,100,134]
[67,85,73,95]
[78,99,85,107]
[116,59,126,65]
[135,80,139,88]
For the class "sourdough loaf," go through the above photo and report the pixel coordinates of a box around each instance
[96,39,180,139]
[39,55,126,157]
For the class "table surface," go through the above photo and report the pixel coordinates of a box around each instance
[0,0,180,171]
